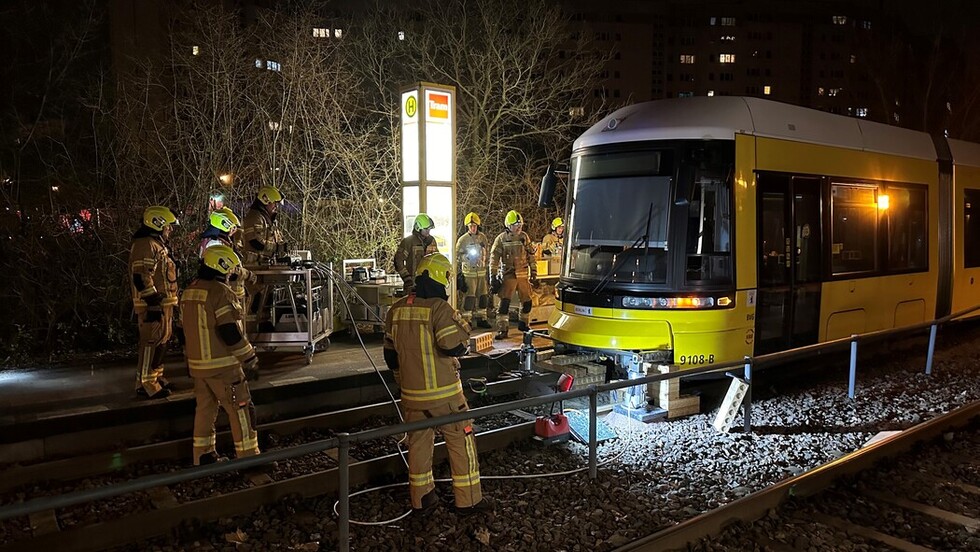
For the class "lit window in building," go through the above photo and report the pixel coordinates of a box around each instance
[334,28,343,38]
[679,92,694,98]
[829,88,840,97]
[721,17,735,26]
[680,54,695,64]
[192,46,200,56]
[763,85,771,95]
[850,54,856,64]
[721,35,735,41]
[269,121,281,131]
[833,16,847,25]
[861,20,872,30]
[707,90,715,96]
[255,59,264,69]
[267,60,281,72]
[709,17,716,25]
[398,31,406,40]
[313,28,329,38]
[856,107,868,117]
[894,113,900,123]
[818,87,825,96]
[719,53,736,63]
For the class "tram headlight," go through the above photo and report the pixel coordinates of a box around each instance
[620,295,734,309]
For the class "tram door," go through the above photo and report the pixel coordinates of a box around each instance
[755,175,823,355]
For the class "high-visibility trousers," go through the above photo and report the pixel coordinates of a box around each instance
[135,306,173,394]
[192,367,260,464]
[403,393,482,508]
[496,276,532,332]
[458,272,493,324]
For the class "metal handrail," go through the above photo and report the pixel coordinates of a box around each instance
[3,301,978,549]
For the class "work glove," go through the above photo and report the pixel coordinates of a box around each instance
[243,355,260,381]
[144,291,164,307]
[489,274,503,295]
[541,249,552,256]
[402,275,414,292]
[530,275,541,289]
[144,310,163,323]
[456,272,469,293]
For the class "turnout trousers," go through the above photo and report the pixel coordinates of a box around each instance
[192,367,260,464]
[135,306,174,395]
[496,276,532,333]
[402,394,482,508]
[459,272,494,324]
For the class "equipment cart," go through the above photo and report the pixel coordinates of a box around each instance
[248,263,334,364]
[336,259,402,333]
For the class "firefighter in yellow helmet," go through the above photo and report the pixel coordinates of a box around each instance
[489,210,538,339]
[181,244,264,466]
[454,212,493,329]
[198,211,256,309]
[540,217,565,261]
[129,206,180,399]
[242,186,284,332]
[383,253,493,515]
[394,213,439,294]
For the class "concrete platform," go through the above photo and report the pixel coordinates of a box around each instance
[0,325,549,447]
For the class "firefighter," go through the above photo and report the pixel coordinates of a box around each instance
[394,213,439,294]
[489,210,538,339]
[129,206,180,399]
[198,211,255,309]
[454,212,493,329]
[383,253,493,515]
[217,206,244,252]
[181,244,264,466]
[242,186,284,332]
[540,217,565,260]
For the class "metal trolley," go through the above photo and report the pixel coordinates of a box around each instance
[248,263,334,364]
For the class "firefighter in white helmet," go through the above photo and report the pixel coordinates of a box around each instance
[394,213,439,294]
[181,244,266,466]
[489,210,538,339]
[128,205,180,400]
[454,212,493,329]
[383,253,493,515]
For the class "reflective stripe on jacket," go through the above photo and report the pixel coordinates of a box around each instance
[129,235,178,311]
[384,295,470,409]
[180,279,255,377]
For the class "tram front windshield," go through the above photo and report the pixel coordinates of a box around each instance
[566,149,672,285]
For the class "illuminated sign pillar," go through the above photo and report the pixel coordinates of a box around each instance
[400,82,457,290]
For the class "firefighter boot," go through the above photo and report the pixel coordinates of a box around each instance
[494,318,509,340]
[476,319,492,329]
[197,451,228,465]
[414,490,440,512]
[456,497,495,516]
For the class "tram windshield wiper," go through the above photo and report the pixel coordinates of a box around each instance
[590,202,654,295]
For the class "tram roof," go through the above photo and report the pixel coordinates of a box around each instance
[948,139,980,168]
[574,96,937,162]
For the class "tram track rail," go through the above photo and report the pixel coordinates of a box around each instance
[615,400,980,551]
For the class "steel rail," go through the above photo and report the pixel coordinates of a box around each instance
[0,422,533,552]
[613,400,980,552]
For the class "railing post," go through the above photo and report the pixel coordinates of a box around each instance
[925,323,938,375]
[848,335,858,399]
[743,356,752,434]
[589,388,597,480]
[338,432,350,552]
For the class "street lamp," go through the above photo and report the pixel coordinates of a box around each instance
[218,173,234,186]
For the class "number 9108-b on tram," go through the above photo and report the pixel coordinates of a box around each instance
[545,96,980,379]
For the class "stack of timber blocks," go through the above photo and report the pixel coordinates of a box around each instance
[469,332,494,353]
[649,364,700,419]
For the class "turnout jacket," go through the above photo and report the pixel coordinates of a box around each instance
[394,231,439,288]
[198,234,254,304]
[242,206,281,265]
[384,295,471,409]
[180,279,255,378]
[489,229,537,280]
[541,231,563,258]
[129,231,178,312]
[455,231,489,276]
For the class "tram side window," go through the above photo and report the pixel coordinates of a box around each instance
[965,189,980,268]
[685,170,732,284]
[884,186,927,271]
[831,184,877,274]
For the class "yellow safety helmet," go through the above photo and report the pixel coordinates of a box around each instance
[143,206,179,232]
[505,210,523,227]
[415,252,453,287]
[209,211,236,233]
[551,217,564,230]
[413,213,435,232]
[217,206,241,227]
[464,212,481,226]
[202,243,241,275]
[257,186,284,205]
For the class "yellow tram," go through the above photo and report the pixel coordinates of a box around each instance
[546,96,980,375]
